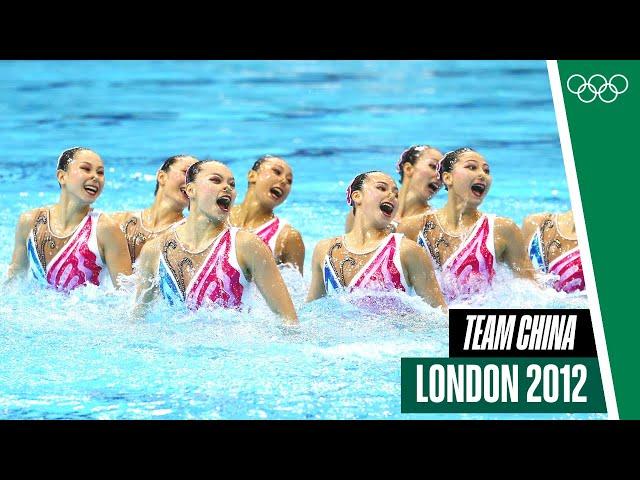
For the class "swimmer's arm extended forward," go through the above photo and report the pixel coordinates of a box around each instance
[401,239,447,312]
[6,210,35,283]
[306,239,331,302]
[132,239,161,320]
[496,217,536,281]
[236,231,298,325]
[98,214,133,288]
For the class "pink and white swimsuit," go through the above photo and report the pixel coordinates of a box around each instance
[527,214,585,294]
[548,247,584,293]
[419,213,496,302]
[158,227,249,310]
[323,233,408,293]
[27,209,105,291]
[253,216,288,254]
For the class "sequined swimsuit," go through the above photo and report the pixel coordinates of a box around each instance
[252,216,288,255]
[158,226,249,310]
[120,211,184,263]
[527,214,584,293]
[27,208,105,291]
[417,212,496,302]
[322,233,407,293]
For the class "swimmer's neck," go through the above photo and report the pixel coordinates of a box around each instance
[51,192,92,233]
[396,179,430,219]
[178,212,227,251]
[143,193,186,230]
[442,196,481,229]
[348,214,390,248]
[231,189,275,228]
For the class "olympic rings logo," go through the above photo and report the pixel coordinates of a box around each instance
[566,74,629,104]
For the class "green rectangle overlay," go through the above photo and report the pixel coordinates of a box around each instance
[401,358,605,413]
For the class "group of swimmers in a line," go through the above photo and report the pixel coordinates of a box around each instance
[6,145,585,325]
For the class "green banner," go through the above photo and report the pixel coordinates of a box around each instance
[557,61,639,419]
[401,358,606,413]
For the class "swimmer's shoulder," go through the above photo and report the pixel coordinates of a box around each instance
[520,212,550,239]
[400,210,434,226]
[15,206,51,238]
[396,211,432,239]
[141,230,172,256]
[399,235,427,258]
[108,210,135,226]
[311,237,340,262]
[522,212,549,229]
[135,231,170,271]
[279,222,304,244]
[236,228,270,251]
[96,212,129,244]
[494,216,527,247]
[234,229,278,273]
[17,206,44,226]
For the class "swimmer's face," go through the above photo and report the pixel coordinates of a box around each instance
[57,149,105,204]
[186,162,236,222]
[352,172,399,229]
[249,157,293,208]
[444,151,492,206]
[158,156,198,209]
[404,148,443,201]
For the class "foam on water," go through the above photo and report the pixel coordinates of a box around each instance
[0,261,598,419]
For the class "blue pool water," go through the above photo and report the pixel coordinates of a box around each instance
[0,60,597,419]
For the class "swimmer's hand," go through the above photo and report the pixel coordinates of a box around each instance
[130,302,149,323]
[278,322,301,336]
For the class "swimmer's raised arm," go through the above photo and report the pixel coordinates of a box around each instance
[6,209,37,283]
[132,237,162,319]
[98,214,133,288]
[401,238,447,311]
[236,230,298,325]
[306,238,332,302]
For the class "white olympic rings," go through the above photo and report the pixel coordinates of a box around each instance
[566,74,629,104]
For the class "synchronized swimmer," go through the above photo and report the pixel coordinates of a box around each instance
[111,154,198,264]
[345,145,443,233]
[308,171,446,310]
[522,209,584,293]
[229,155,305,274]
[7,147,132,290]
[133,160,298,324]
[397,148,536,302]
[6,145,583,321]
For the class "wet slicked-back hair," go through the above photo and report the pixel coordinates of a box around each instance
[251,154,280,172]
[346,171,381,214]
[56,147,94,188]
[438,147,477,191]
[57,147,91,172]
[397,145,435,183]
[185,160,228,211]
[248,154,282,187]
[154,154,195,196]
[185,159,226,184]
